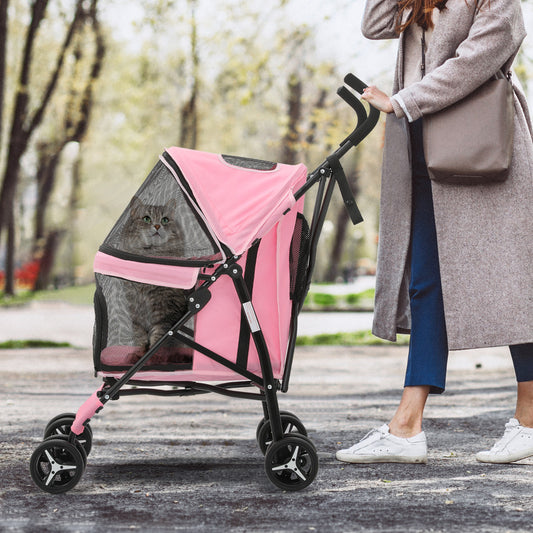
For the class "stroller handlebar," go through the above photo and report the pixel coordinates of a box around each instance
[294,74,380,204]
[336,74,381,157]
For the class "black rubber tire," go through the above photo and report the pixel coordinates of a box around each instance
[30,438,85,494]
[43,434,88,468]
[255,411,307,455]
[44,416,92,456]
[257,412,308,455]
[264,434,318,491]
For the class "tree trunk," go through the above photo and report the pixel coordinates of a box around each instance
[33,230,64,291]
[0,0,8,150]
[30,0,105,289]
[179,0,199,150]
[281,73,302,164]
[4,209,15,295]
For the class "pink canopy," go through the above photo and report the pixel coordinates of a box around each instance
[163,147,308,255]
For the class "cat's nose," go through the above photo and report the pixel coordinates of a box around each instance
[154,224,161,230]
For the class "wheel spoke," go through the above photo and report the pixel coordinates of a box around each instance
[271,445,307,481]
[44,450,55,463]
[45,469,58,486]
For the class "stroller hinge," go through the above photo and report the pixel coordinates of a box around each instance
[187,287,211,314]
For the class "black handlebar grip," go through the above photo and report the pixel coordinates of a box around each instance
[337,86,367,126]
[343,73,369,94]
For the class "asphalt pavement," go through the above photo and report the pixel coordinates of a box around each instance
[2,342,533,532]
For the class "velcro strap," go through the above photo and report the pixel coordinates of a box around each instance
[326,155,363,225]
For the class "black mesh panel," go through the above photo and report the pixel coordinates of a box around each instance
[93,273,193,372]
[289,213,310,303]
[101,160,221,266]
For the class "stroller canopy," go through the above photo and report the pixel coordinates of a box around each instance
[94,147,307,289]
[164,147,307,255]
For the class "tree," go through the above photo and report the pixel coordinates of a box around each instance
[0,0,86,294]
[32,0,106,290]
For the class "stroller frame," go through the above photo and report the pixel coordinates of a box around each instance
[30,74,379,493]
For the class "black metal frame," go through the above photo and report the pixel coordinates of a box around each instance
[76,73,380,447]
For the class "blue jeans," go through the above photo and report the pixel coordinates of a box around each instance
[405,119,533,393]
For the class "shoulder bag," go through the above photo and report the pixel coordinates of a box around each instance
[421,33,515,185]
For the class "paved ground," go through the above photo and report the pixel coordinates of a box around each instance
[1,343,533,532]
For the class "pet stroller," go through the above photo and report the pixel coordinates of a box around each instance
[30,74,379,493]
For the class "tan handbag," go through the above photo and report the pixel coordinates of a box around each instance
[422,75,514,185]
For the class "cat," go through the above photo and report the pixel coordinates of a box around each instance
[120,196,191,363]
[121,196,185,257]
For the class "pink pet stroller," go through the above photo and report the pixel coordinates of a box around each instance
[30,74,379,492]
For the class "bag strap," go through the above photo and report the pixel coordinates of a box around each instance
[326,154,363,225]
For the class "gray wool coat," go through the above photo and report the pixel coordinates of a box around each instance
[362,0,533,350]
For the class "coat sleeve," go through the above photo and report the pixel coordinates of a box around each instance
[361,0,400,40]
[394,0,526,122]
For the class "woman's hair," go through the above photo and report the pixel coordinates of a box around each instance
[395,0,487,33]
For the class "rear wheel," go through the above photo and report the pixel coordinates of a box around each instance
[257,412,308,455]
[44,416,92,456]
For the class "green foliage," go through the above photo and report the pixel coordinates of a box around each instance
[345,288,375,305]
[312,292,337,307]
[296,330,409,346]
[0,340,72,349]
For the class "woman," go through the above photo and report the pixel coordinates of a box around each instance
[336,0,533,464]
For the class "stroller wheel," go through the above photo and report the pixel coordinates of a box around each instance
[30,438,85,494]
[44,416,93,456]
[43,434,88,468]
[264,434,318,491]
[45,412,79,429]
[257,412,308,455]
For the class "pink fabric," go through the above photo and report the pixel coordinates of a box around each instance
[94,251,199,289]
[71,386,104,435]
[165,147,307,255]
[97,199,304,383]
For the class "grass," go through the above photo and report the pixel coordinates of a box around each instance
[0,284,95,307]
[0,340,72,349]
[303,288,375,310]
[296,330,409,346]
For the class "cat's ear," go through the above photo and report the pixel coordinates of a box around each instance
[128,196,144,213]
[167,197,178,213]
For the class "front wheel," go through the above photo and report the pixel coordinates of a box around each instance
[30,438,85,494]
[264,434,318,491]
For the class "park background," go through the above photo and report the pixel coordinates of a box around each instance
[0,0,532,301]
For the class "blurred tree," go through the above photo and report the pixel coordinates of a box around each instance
[0,0,86,294]
[32,0,105,290]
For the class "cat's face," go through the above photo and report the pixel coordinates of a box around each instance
[122,196,183,255]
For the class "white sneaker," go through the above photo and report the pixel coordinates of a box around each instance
[476,418,533,463]
[335,424,428,464]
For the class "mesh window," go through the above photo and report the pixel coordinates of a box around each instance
[101,160,221,266]
[93,273,194,372]
[221,154,277,171]
[289,213,310,303]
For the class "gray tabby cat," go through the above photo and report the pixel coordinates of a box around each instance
[120,196,189,361]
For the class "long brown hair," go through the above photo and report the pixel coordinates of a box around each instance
[395,0,487,33]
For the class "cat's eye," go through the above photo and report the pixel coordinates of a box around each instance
[161,217,169,225]
[143,216,151,224]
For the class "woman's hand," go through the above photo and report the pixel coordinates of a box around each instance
[361,85,393,113]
